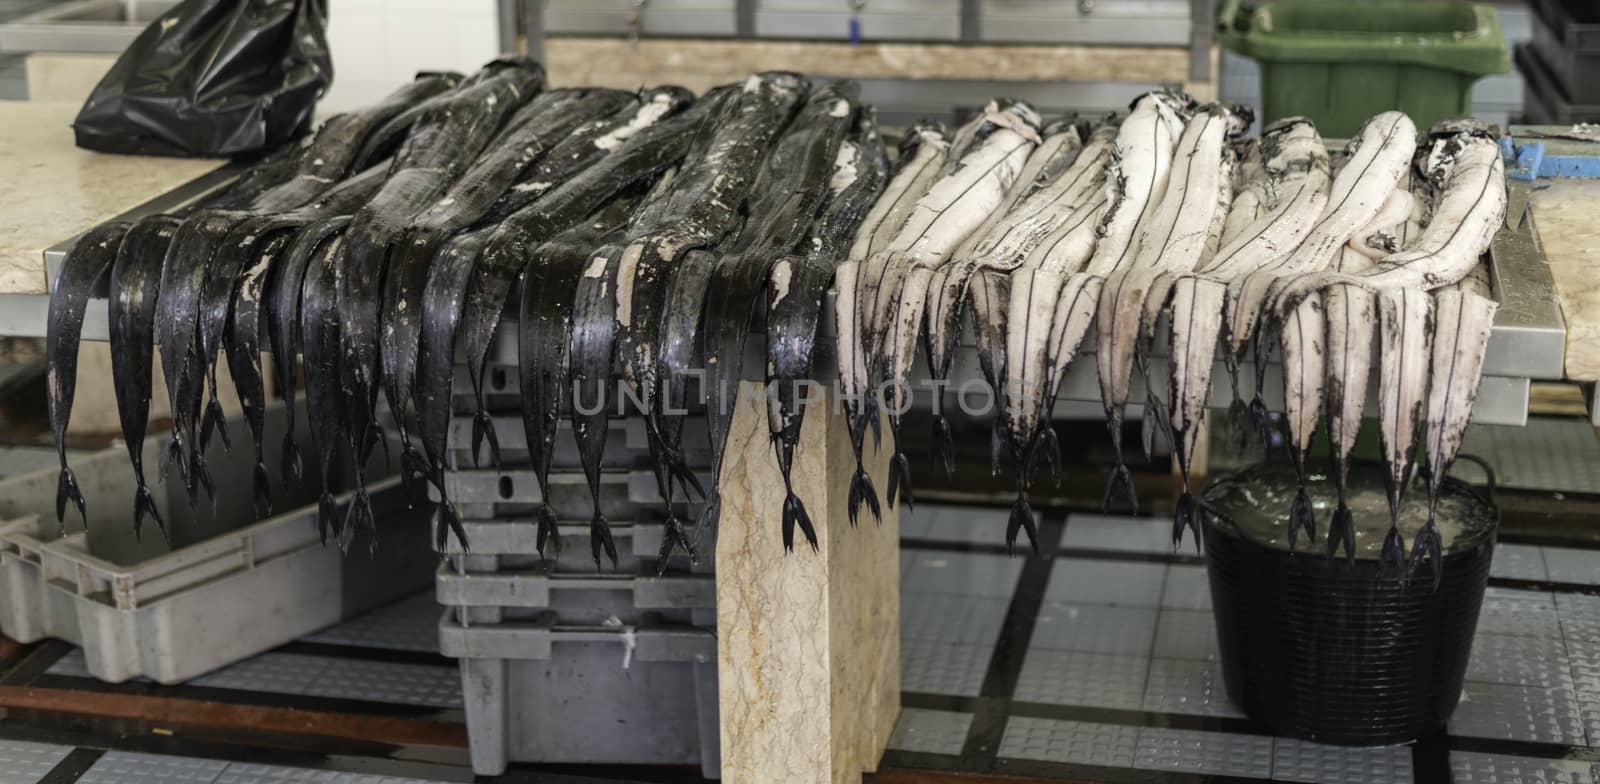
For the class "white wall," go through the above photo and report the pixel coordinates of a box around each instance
[321,0,503,113]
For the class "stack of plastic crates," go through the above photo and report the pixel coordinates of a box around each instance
[433,346,720,778]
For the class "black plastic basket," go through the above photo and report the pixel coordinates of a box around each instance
[1201,460,1497,745]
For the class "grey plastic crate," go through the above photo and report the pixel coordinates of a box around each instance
[0,406,434,684]
[438,614,720,778]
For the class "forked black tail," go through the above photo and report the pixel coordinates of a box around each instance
[1380,525,1406,575]
[200,395,231,454]
[848,462,880,527]
[590,511,618,570]
[56,467,84,529]
[317,492,339,546]
[132,483,167,543]
[470,409,501,468]
[1326,503,1356,562]
[1006,495,1039,556]
[342,485,376,556]
[782,492,818,553]
[435,497,468,553]
[1172,491,1202,552]
[1407,521,1443,590]
[535,503,560,561]
[1102,463,1138,515]
[1223,398,1252,453]
[1287,485,1316,551]
[280,432,304,485]
[252,462,273,519]
[887,452,914,512]
[657,513,695,573]
[400,444,432,509]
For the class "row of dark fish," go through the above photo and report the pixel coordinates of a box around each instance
[836,93,1505,585]
[47,59,888,566]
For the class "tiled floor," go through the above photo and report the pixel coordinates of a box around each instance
[893,504,1600,783]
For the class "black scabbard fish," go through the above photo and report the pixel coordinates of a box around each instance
[296,220,355,548]
[47,221,133,528]
[414,228,495,552]
[159,211,247,503]
[517,192,649,562]
[426,89,700,561]
[335,59,544,544]
[618,73,809,436]
[767,106,888,548]
[263,163,395,488]
[456,86,696,472]
[252,73,461,213]
[380,89,633,498]
[108,216,182,539]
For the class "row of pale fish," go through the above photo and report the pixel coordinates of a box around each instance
[835,93,1505,582]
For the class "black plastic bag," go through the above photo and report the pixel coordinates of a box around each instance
[73,0,333,158]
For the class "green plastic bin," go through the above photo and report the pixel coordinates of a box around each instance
[1218,0,1511,138]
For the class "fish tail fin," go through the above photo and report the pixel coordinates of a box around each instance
[252,461,272,519]
[590,511,618,570]
[317,492,339,546]
[1288,485,1317,551]
[930,415,954,478]
[195,453,216,504]
[1172,491,1202,553]
[201,396,231,454]
[160,432,181,485]
[279,432,304,486]
[536,503,560,561]
[436,498,468,553]
[1249,395,1272,446]
[848,463,880,527]
[1408,523,1443,590]
[1103,462,1138,515]
[470,410,500,468]
[887,452,914,513]
[1006,495,1039,556]
[1223,397,1252,452]
[1380,525,1406,575]
[1327,503,1356,563]
[1029,426,1061,485]
[56,467,86,530]
[133,483,168,544]
[782,492,818,553]
[657,513,696,573]
[341,486,377,557]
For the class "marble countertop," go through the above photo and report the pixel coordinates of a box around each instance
[0,101,222,294]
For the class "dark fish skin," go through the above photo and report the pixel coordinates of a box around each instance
[696,79,854,535]
[454,88,698,472]
[569,241,626,547]
[618,72,810,429]
[252,73,462,213]
[337,61,544,537]
[779,110,888,533]
[262,164,393,488]
[517,194,646,566]
[558,90,739,509]
[379,90,635,498]
[296,220,354,548]
[229,230,295,518]
[415,228,496,553]
[354,65,544,169]
[47,221,133,528]
[109,216,182,540]
[158,211,248,503]
[650,248,718,563]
